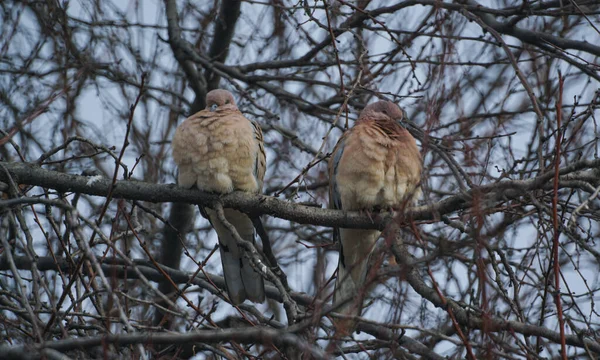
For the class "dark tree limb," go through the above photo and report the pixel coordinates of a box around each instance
[1,160,599,229]
[460,0,600,58]
[205,0,242,90]
[163,0,207,113]
[0,326,330,360]
[0,255,315,307]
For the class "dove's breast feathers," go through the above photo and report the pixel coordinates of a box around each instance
[173,109,262,194]
[332,119,422,211]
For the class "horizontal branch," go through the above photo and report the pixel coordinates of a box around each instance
[0,326,328,360]
[1,160,600,230]
[357,323,446,360]
[0,255,315,307]
[462,0,600,57]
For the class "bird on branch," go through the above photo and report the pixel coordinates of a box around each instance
[329,100,422,332]
[172,89,267,305]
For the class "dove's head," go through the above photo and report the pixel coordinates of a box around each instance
[359,100,407,126]
[206,89,237,111]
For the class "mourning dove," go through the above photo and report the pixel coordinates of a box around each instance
[172,89,266,304]
[329,100,422,328]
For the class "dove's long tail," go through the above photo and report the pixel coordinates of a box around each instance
[334,229,380,319]
[207,208,265,305]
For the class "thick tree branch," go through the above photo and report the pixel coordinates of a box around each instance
[461,0,600,57]
[356,323,446,360]
[1,160,599,229]
[0,255,315,307]
[0,327,329,360]
[205,0,242,90]
[163,0,207,111]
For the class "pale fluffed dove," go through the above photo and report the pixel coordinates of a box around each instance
[172,89,266,304]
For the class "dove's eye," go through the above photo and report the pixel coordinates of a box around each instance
[210,103,218,111]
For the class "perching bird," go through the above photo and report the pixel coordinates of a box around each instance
[329,100,422,326]
[172,89,266,305]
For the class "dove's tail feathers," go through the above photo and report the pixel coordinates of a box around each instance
[218,241,247,305]
[333,229,380,329]
[240,254,266,303]
[209,209,265,305]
